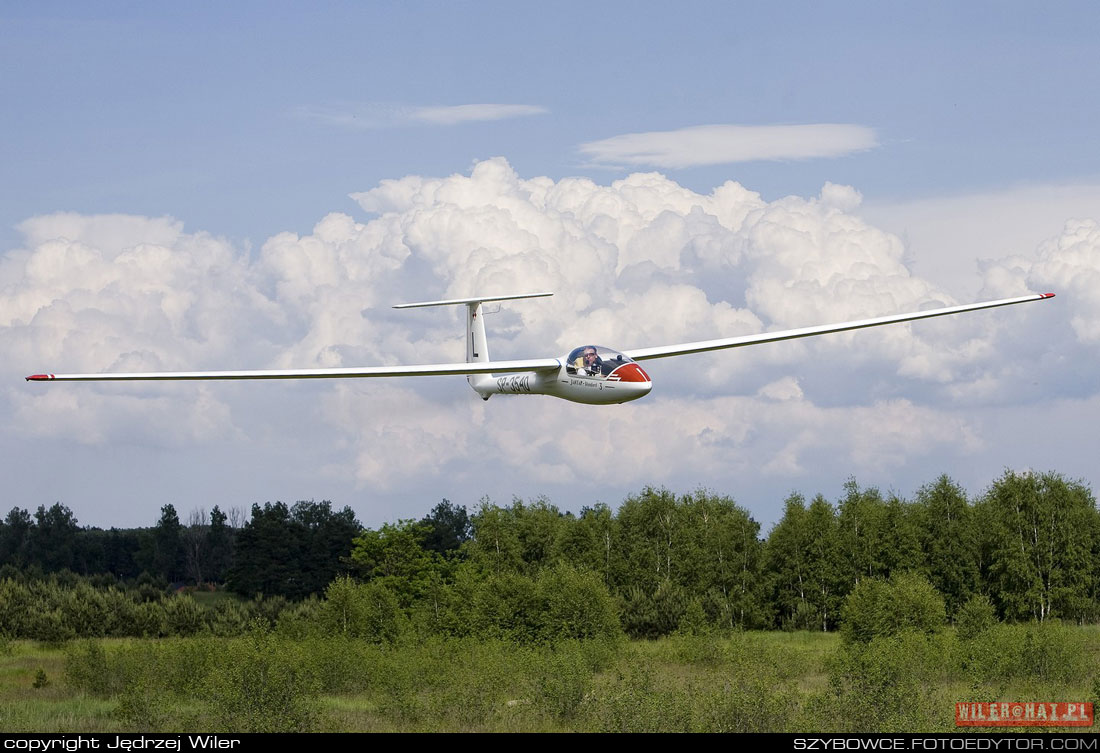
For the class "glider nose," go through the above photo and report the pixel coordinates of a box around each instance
[612,362,652,401]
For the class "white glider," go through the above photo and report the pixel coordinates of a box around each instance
[27,291,1055,405]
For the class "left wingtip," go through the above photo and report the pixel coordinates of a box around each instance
[1041,292,1056,299]
[26,374,52,381]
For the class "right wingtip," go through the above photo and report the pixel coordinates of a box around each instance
[26,374,52,381]
[1041,292,1056,299]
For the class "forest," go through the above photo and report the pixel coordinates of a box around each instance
[1,469,1097,641]
[2,469,1098,732]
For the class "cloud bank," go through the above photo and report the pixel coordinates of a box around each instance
[3,159,1095,525]
[579,124,879,168]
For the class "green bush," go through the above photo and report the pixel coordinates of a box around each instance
[825,631,957,732]
[956,594,996,640]
[536,564,621,642]
[470,572,541,642]
[163,596,205,636]
[532,644,593,720]
[962,621,1090,684]
[64,640,114,697]
[317,576,405,642]
[205,599,253,637]
[841,572,945,644]
[114,679,174,732]
[593,664,693,732]
[618,580,689,639]
[202,624,320,732]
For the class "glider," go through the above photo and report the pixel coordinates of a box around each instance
[26,291,1055,405]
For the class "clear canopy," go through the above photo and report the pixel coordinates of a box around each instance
[565,345,634,378]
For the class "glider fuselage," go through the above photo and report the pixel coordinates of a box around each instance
[474,350,652,404]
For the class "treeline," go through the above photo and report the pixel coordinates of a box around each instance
[0,500,360,599]
[344,471,1100,637]
[2,470,1097,638]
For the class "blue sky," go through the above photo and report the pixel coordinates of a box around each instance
[2,2,1099,529]
[5,2,1098,250]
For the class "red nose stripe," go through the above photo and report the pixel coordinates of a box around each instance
[609,363,650,383]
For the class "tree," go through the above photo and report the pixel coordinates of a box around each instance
[153,504,183,582]
[976,471,1099,622]
[419,499,472,555]
[512,497,566,574]
[291,500,361,596]
[182,508,209,585]
[350,519,442,606]
[556,503,616,585]
[228,502,298,598]
[28,503,80,573]
[675,490,767,629]
[765,493,845,631]
[805,494,844,631]
[0,507,32,567]
[228,500,360,599]
[535,563,621,640]
[765,494,813,629]
[466,499,523,574]
[614,487,680,591]
[206,506,233,583]
[831,480,929,623]
[913,475,978,618]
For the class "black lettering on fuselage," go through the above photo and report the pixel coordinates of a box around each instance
[496,375,532,393]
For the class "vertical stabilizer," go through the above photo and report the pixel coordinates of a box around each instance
[392,292,553,402]
[466,302,494,398]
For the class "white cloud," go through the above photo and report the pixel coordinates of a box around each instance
[294,102,547,129]
[987,217,1100,343]
[410,104,548,125]
[860,182,1100,299]
[3,158,1093,528]
[578,124,879,168]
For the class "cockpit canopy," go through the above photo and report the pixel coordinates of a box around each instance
[565,345,634,378]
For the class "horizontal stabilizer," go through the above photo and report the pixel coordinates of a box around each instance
[393,292,553,309]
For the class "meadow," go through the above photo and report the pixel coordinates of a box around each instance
[2,624,1098,733]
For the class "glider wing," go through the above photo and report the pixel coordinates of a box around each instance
[623,293,1055,362]
[27,358,561,382]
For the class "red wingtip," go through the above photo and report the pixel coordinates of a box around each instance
[1041,293,1056,299]
[26,374,52,381]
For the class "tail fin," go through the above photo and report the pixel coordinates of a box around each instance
[393,292,553,400]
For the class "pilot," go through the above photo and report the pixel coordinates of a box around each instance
[577,346,608,377]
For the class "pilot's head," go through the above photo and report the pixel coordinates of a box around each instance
[583,347,598,366]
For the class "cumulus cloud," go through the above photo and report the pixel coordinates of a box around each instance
[3,158,1092,526]
[578,124,879,168]
[861,183,1100,299]
[980,218,1100,357]
[294,102,547,129]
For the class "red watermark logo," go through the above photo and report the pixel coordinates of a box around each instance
[955,702,1093,727]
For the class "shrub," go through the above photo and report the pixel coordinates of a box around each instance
[841,572,945,644]
[164,596,205,637]
[962,621,1090,685]
[956,594,996,641]
[318,577,405,642]
[532,645,593,720]
[535,564,621,642]
[202,623,320,732]
[825,631,957,732]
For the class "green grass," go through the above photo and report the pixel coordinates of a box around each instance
[2,630,1098,733]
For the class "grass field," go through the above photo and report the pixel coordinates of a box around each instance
[0,627,1096,733]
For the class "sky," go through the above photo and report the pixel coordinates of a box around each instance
[2,1,1099,531]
